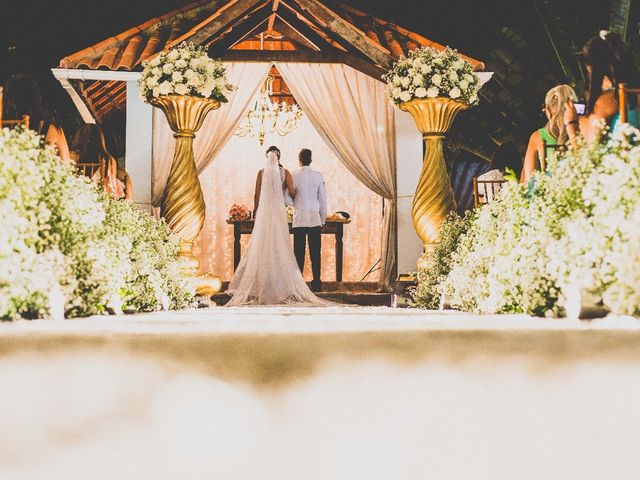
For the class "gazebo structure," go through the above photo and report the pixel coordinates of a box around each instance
[53,0,488,288]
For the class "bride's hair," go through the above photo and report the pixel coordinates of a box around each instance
[543,84,578,144]
[266,145,281,159]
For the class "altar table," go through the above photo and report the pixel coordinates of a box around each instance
[227,219,350,281]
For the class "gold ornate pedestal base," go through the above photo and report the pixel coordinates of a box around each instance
[194,272,222,297]
[152,95,222,300]
[400,98,467,251]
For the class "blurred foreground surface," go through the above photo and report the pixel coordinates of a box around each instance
[1,308,640,480]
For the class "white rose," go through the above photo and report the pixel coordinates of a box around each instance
[469,93,478,103]
[464,73,474,82]
[415,87,427,98]
[171,71,183,83]
[189,58,199,69]
[146,76,159,88]
[392,75,402,86]
[167,49,179,61]
[158,81,173,96]
[459,79,469,90]
[200,88,213,98]
[152,86,161,98]
[391,87,402,98]
[421,64,432,74]
[433,56,443,65]
[400,77,411,88]
[432,74,442,86]
[151,67,162,76]
[187,76,203,87]
[399,91,412,102]
[449,87,461,99]
[206,62,217,74]
[162,63,174,74]
[453,59,466,70]
[426,86,439,98]
[175,84,189,95]
[449,71,459,82]
[412,74,424,86]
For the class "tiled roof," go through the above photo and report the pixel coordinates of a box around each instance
[58,0,484,121]
[60,0,484,71]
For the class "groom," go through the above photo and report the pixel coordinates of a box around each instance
[291,148,327,292]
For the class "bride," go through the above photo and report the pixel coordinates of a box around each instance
[226,146,328,306]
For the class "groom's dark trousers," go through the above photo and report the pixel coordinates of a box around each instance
[293,226,322,284]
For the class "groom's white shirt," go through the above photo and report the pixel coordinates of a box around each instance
[291,166,327,228]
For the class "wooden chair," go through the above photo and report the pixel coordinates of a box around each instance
[540,142,566,172]
[77,162,100,178]
[0,115,30,130]
[473,176,507,207]
[618,83,640,124]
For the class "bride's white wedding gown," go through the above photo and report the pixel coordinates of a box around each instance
[226,155,327,306]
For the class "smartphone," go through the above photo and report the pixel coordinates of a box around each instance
[574,103,586,115]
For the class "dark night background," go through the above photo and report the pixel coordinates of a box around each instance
[1,0,638,202]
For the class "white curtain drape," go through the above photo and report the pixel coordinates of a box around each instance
[276,62,397,290]
[152,62,272,207]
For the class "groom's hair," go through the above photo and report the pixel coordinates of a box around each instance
[266,145,281,159]
[299,148,312,165]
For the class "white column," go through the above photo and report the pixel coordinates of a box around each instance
[125,81,153,213]
[395,108,424,274]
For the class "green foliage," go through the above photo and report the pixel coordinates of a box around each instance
[0,127,194,320]
[411,211,474,309]
[415,125,640,317]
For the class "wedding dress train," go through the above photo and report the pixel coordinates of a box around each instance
[226,155,328,306]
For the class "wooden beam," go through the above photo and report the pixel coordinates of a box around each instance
[276,7,336,51]
[176,0,269,47]
[268,0,280,30]
[290,0,393,69]
[272,16,320,51]
[279,0,348,52]
[207,3,274,52]
[216,49,386,80]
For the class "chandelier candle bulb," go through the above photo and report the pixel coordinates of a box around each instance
[236,74,303,145]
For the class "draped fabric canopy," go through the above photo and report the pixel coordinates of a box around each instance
[276,63,397,289]
[151,62,398,289]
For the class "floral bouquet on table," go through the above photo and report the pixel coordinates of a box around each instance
[138,42,236,103]
[227,203,250,222]
[383,46,480,106]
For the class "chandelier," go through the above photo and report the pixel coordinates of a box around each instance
[235,74,303,145]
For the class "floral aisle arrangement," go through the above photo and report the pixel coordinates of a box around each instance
[103,199,194,312]
[383,46,481,105]
[411,211,473,309]
[413,125,640,317]
[138,42,235,102]
[227,203,250,222]
[0,128,193,320]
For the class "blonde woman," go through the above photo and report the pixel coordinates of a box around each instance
[520,85,578,183]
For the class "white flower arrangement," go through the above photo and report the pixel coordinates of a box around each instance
[413,125,640,318]
[384,46,481,106]
[138,42,235,103]
[0,127,194,320]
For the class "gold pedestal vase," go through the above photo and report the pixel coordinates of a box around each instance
[400,98,467,253]
[151,94,222,297]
